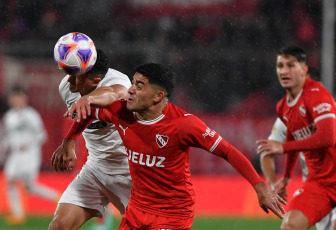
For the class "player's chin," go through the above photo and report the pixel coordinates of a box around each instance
[126,100,135,110]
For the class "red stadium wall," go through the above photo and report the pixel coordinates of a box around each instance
[0,172,302,218]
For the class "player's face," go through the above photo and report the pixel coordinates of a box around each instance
[8,93,27,109]
[127,73,158,112]
[276,55,307,90]
[67,74,96,95]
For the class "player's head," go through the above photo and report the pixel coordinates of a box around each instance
[135,63,175,98]
[7,86,28,109]
[86,49,109,79]
[67,49,109,95]
[307,66,320,81]
[127,63,175,112]
[276,46,308,90]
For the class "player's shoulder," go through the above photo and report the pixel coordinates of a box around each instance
[165,103,197,124]
[304,78,328,95]
[99,68,131,88]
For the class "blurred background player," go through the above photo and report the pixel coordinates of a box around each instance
[259,66,336,230]
[49,49,132,230]
[0,87,59,225]
[257,46,336,230]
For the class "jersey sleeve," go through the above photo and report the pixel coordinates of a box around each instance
[178,114,222,152]
[179,115,262,186]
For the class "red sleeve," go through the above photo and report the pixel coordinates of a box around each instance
[212,139,263,186]
[283,118,336,152]
[64,115,95,140]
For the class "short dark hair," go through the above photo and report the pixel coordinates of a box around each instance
[136,63,175,98]
[307,66,320,81]
[277,46,307,63]
[86,49,109,78]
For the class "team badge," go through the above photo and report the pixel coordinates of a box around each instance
[299,104,306,117]
[156,134,169,148]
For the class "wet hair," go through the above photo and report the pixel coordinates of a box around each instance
[307,66,320,81]
[86,49,109,78]
[136,63,175,98]
[277,46,307,63]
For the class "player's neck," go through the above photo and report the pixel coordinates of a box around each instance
[135,101,168,121]
[287,79,305,102]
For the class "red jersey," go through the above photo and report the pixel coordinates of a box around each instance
[277,78,336,184]
[94,100,262,218]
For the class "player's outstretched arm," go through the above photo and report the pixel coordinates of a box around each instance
[51,138,77,172]
[69,85,128,122]
[254,182,286,219]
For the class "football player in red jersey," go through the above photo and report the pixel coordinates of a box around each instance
[56,63,286,229]
[257,46,336,230]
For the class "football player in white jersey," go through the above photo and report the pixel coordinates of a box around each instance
[48,49,132,230]
[1,87,59,225]
[259,67,336,230]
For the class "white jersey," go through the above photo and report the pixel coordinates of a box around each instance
[58,68,131,175]
[268,117,308,180]
[2,106,46,179]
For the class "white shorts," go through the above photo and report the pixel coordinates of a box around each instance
[315,208,336,230]
[4,150,41,183]
[59,163,132,217]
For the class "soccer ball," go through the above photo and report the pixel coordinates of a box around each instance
[54,32,97,75]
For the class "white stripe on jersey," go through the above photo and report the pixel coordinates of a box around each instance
[209,136,222,153]
[314,113,336,123]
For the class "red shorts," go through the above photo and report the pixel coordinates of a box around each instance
[287,180,336,227]
[118,202,194,230]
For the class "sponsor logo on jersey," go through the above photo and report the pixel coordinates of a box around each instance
[184,113,192,116]
[156,134,169,148]
[299,104,306,117]
[293,188,304,197]
[313,103,332,114]
[126,147,165,167]
[202,127,216,138]
[119,124,128,135]
[87,121,107,129]
[311,88,320,92]
[291,123,316,140]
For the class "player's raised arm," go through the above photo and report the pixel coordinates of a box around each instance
[69,84,128,122]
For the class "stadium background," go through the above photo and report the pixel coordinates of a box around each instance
[0,0,330,228]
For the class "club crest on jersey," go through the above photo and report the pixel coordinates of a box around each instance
[156,134,169,148]
[299,104,306,117]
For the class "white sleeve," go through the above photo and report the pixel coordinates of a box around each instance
[58,75,81,109]
[268,117,287,143]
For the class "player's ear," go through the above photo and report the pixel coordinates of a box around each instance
[153,90,165,103]
[92,77,101,87]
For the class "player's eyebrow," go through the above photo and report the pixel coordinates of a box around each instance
[135,80,145,86]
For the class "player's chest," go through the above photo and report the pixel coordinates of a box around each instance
[116,120,181,155]
[282,103,315,140]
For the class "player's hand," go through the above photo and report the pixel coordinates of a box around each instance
[274,177,291,202]
[254,182,286,219]
[256,139,284,155]
[69,96,91,122]
[51,138,77,171]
